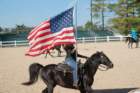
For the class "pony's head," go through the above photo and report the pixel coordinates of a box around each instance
[89,51,113,70]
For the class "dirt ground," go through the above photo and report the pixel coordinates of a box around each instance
[0,42,140,93]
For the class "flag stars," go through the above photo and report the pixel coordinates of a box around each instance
[50,8,73,33]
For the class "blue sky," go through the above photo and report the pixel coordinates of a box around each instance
[0,0,91,28]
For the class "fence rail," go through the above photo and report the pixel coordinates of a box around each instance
[0,36,128,47]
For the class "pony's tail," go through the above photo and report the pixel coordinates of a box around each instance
[22,63,43,86]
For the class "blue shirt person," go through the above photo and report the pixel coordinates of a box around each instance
[63,44,88,87]
[130,27,138,41]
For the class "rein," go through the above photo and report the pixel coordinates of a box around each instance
[98,65,108,71]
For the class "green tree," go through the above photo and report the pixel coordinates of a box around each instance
[77,26,85,31]
[4,28,10,32]
[92,0,110,31]
[108,0,140,34]
[85,21,93,31]
[84,21,99,32]
[136,0,140,3]
[15,24,31,34]
[0,26,3,32]
[135,1,140,16]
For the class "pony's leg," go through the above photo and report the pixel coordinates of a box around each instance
[131,43,133,48]
[79,86,86,93]
[47,84,55,93]
[42,80,56,93]
[136,42,139,48]
[44,50,54,58]
[128,42,130,48]
[41,74,55,93]
[80,89,86,93]
[85,86,93,93]
[42,84,55,93]
[48,51,54,57]
[57,50,62,57]
[45,54,48,58]
[83,83,93,93]
[42,87,48,93]
[128,42,132,48]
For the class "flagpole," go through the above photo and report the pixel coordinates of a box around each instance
[74,0,79,85]
[74,0,78,37]
[74,0,78,48]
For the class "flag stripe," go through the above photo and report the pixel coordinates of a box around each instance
[28,21,49,36]
[28,29,51,45]
[28,37,75,53]
[28,21,50,40]
[28,25,50,42]
[30,36,75,52]
[30,36,75,51]
[26,42,75,56]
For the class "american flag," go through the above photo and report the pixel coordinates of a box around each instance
[26,7,76,56]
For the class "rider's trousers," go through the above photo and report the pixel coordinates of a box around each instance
[64,57,78,83]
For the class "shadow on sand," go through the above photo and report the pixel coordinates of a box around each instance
[93,87,138,93]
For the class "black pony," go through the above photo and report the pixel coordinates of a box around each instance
[45,45,63,58]
[22,51,113,93]
[125,37,139,48]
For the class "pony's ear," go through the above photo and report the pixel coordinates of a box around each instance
[96,51,100,53]
[96,51,101,55]
[96,51,102,53]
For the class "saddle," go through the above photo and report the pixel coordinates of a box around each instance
[55,60,83,74]
[56,61,85,86]
[56,63,73,73]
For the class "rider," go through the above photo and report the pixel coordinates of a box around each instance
[63,44,88,87]
[130,26,138,41]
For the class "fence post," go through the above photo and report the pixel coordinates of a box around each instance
[14,40,16,47]
[107,36,110,42]
[94,37,97,43]
[82,37,85,43]
[0,41,2,47]
[120,36,123,41]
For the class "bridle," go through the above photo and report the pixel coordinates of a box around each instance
[98,64,109,71]
[86,53,111,71]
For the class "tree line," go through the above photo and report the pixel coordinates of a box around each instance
[0,24,109,36]
[0,24,33,35]
[90,0,140,34]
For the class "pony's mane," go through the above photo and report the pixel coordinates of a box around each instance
[91,52,101,58]
[84,52,101,65]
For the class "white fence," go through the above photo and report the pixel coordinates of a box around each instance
[0,36,127,47]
